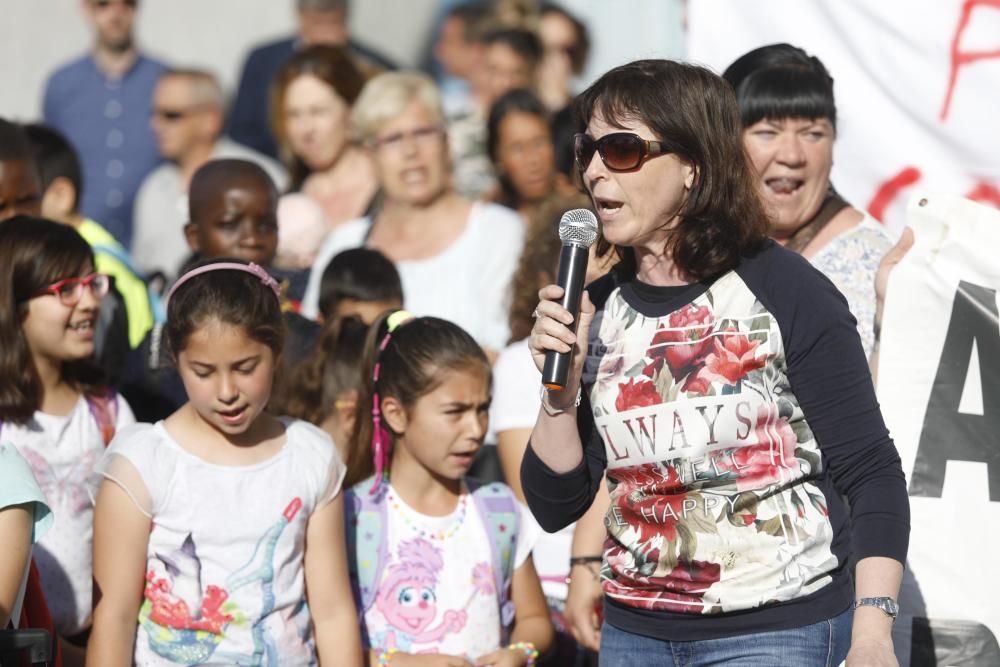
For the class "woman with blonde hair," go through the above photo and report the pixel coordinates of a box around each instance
[302,71,524,357]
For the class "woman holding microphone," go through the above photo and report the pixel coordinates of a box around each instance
[521,59,908,666]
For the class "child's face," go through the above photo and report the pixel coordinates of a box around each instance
[21,266,101,366]
[186,180,278,266]
[390,365,490,481]
[176,318,277,438]
[0,158,42,221]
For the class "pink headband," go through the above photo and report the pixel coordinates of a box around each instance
[165,262,281,305]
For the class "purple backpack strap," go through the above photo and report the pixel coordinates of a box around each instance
[344,477,389,616]
[85,389,118,447]
[467,477,519,637]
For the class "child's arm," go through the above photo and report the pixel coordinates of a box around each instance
[475,556,553,667]
[87,480,150,666]
[0,503,32,627]
[304,491,364,666]
[564,478,609,651]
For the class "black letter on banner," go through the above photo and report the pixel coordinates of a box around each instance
[909,281,1000,501]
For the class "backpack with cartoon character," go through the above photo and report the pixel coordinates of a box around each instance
[344,476,520,642]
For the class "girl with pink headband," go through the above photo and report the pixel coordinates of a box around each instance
[89,259,362,665]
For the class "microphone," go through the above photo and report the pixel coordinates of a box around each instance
[542,208,600,390]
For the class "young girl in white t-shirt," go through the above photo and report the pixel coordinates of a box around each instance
[0,217,135,646]
[342,312,553,667]
[88,260,362,666]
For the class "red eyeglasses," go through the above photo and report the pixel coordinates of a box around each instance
[574,132,670,172]
[35,273,111,306]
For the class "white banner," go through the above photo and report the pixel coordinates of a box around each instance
[876,191,1000,665]
[687,0,1000,234]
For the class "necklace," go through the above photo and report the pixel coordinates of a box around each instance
[387,489,469,542]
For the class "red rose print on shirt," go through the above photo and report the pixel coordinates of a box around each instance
[644,304,715,381]
[702,329,766,386]
[615,377,664,411]
[726,403,800,492]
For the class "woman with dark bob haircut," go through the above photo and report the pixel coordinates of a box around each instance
[723,44,894,360]
[521,59,908,665]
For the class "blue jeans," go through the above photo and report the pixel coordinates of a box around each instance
[599,608,853,667]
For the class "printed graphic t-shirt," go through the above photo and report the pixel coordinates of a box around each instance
[96,419,345,666]
[4,395,135,635]
[521,240,909,641]
[363,484,539,662]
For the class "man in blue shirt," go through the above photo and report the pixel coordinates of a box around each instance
[228,0,395,159]
[42,0,167,250]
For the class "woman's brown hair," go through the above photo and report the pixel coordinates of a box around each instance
[343,313,490,488]
[270,45,368,192]
[0,216,105,424]
[574,59,769,281]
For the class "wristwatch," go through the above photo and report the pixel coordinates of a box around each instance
[854,597,899,621]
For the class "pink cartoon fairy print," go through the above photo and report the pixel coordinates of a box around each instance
[374,537,467,652]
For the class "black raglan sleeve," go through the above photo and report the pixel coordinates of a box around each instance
[743,246,910,563]
[521,389,608,532]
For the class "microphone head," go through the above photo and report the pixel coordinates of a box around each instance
[558,208,599,248]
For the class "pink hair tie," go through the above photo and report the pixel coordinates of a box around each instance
[165,262,282,305]
[369,310,417,494]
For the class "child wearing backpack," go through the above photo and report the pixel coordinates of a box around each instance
[88,258,361,666]
[0,216,135,648]
[343,312,553,666]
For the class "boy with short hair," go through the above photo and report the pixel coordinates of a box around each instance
[122,158,319,420]
[317,247,404,324]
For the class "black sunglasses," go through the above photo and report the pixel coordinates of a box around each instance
[94,0,137,8]
[574,132,670,172]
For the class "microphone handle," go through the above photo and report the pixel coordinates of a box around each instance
[542,243,589,390]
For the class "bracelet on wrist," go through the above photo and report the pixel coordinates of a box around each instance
[376,647,399,666]
[507,641,539,666]
[569,555,602,567]
[540,385,582,417]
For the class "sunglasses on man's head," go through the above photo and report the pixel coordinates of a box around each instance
[152,106,206,122]
[573,132,670,172]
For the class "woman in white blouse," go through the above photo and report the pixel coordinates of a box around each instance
[302,71,524,356]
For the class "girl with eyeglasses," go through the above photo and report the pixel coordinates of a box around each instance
[0,215,135,653]
[523,60,908,666]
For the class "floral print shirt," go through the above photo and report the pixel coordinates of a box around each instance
[521,240,909,641]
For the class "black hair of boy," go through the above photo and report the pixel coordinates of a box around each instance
[317,247,404,321]
[24,124,84,212]
[188,158,278,226]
